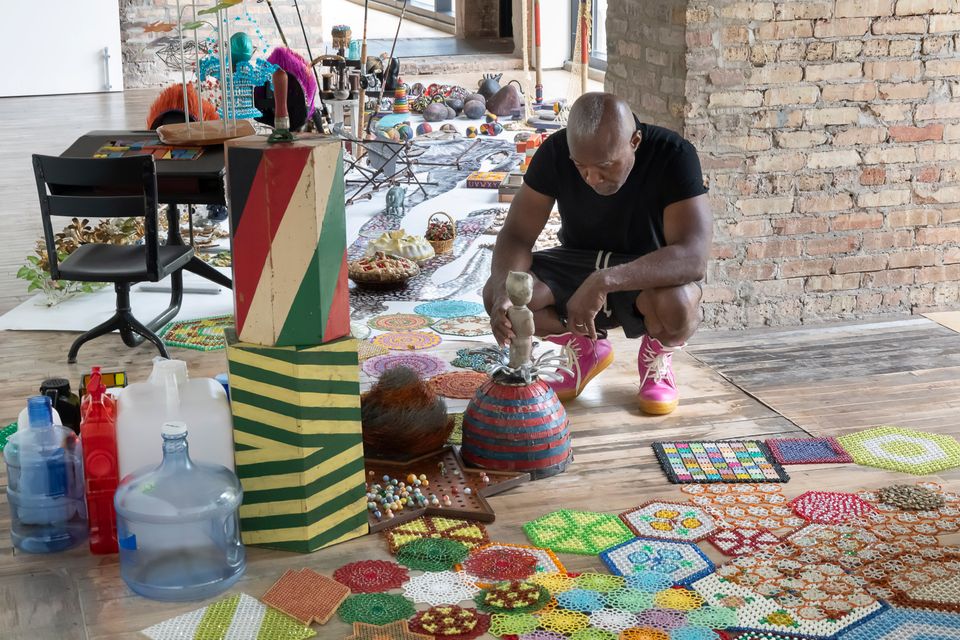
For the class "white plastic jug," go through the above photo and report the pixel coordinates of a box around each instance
[116,359,234,479]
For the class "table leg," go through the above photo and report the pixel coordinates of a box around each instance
[165,202,233,289]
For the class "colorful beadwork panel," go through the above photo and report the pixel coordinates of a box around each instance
[523,509,635,555]
[836,608,960,640]
[362,353,448,378]
[837,426,960,475]
[371,330,442,351]
[619,501,721,542]
[653,441,789,483]
[142,593,315,640]
[599,537,715,585]
[432,315,493,337]
[261,569,350,625]
[680,483,807,535]
[159,314,232,351]
[414,300,486,318]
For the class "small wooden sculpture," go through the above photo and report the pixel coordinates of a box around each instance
[267,68,294,143]
[506,272,535,368]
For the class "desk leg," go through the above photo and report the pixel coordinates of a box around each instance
[165,203,233,289]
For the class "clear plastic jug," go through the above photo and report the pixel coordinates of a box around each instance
[4,396,87,553]
[114,421,245,601]
[116,358,234,479]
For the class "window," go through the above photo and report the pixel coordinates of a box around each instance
[569,0,607,71]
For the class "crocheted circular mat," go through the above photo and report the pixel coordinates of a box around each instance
[362,353,447,378]
[428,371,490,399]
[415,300,486,319]
[372,330,442,351]
[368,313,432,332]
[338,593,415,625]
[432,315,492,337]
[396,537,470,572]
[332,560,409,593]
[463,546,540,582]
[409,605,490,640]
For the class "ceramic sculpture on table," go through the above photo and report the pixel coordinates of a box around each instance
[461,272,574,480]
[386,186,406,216]
[366,230,435,263]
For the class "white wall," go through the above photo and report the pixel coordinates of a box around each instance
[1,0,123,97]
[513,0,571,70]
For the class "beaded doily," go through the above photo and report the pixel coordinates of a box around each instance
[731,634,798,640]
[346,621,432,640]
[261,569,350,625]
[384,516,490,554]
[462,546,540,583]
[372,330,443,351]
[857,482,960,541]
[568,630,617,640]
[603,588,655,613]
[707,527,780,557]
[837,426,960,475]
[633,609,687,630]
[835,608,960,640]
[408,605,491,640]
[599,538,715,585]
[764,437,853,464]
[530,571,579,594]
[653,589,705,612]
[459,543,566,585]
[415,300,486,319]
[519,630,567,640]
[141,593,315,640]
[337,593,416,626]
[619,501,721,542]
[432,315,493,337]
[669,631,727,640]
[523,509,635,555]
[475,580,552,614]
[619,628,669,640]
[403,570,480,606]
[451,347,502,372]
[556,589,607,613]
[680,483,807,535]
[362,352,448,378]
[858,548,960,613]
[428,371,490,399]
[685,605,738,629]
[489,612,540,637]
[876,483,947,511]
[158,314,232,351]
[368,313,432,331]
[692,570,887,638]
[333,560,409,593]
[538,609,591,635]
[625,572,675,594]
[358,339,390,361]
[652,441,789,484]
[396,537,471,571]
[788,490,877,524]
[575,573,627,593]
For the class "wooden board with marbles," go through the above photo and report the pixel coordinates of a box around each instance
[364,446,529,533]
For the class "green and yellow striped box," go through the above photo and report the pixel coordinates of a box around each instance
[225,329,368,553]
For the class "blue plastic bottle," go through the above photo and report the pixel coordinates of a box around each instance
[114,421,245,601]
[4,396,87,553]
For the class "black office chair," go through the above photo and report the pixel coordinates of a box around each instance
[32,154,193,363]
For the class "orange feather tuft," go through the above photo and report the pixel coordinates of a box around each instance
[146,83,219,129]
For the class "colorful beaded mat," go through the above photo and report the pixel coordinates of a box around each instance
[837,425,960,475]
[463,546,540,583]
[523,509,635,555]
[835,607,960,640]
[158,314,233,351]
[141,593,315,640]
[680,483,806,535]
[707,527,781,557]
[788,490,877,524]
[619,501,721,542]
[260,569,350,625]
[337,593,416,625]
[332,560,409,593]
[372,330,442,351]
[409,605,490,640]
[432,315,493,337]
[599,537,715,585]
[357,339,390,362]
[451,347,500,372]
[448,413,464,445]
[652,441,789,484]
[368,313,432,331]
[429,371,490,399]
[346,620,432,640]
[403,570,480,606]
[384,515,490,554]
[362,353,448,378]
[765,437,853,465]
[396,537,471,571]
[475,580,552,614]
[459,543,566,585]
[414,300,486,318]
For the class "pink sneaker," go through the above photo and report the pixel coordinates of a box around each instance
[637,335,682,415]
[544,333,614,402]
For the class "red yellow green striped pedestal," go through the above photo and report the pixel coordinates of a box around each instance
[225,329,367,552]
[226,135,350,347]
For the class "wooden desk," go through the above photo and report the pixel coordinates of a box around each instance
[61,130,232,288]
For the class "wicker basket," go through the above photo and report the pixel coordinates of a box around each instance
[425,211,456,254]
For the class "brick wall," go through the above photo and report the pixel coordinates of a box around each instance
[605,0,688,132]
[608,0,960,328]
[120,0,322,88]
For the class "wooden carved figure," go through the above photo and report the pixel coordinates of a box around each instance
[506,271,534,368]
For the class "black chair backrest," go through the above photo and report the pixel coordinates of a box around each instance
[32,154,161,281]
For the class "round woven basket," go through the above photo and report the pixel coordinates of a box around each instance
[425,211,456,254]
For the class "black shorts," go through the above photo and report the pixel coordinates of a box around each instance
[530,246,647,339]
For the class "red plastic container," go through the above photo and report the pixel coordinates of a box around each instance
[80,367,119,554]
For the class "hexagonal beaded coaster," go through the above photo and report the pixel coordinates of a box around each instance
[837,426,960,475]
[788,491,878,525]
[619,501,721,542]
[599,537,715,586]
[523,509,635,555]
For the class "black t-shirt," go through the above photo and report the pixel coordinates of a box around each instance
[523,118,707,255]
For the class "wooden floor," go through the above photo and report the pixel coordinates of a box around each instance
[0,91,958,639]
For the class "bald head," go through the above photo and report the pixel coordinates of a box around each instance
[566,93,641,196]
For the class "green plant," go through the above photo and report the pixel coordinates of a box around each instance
[17,249,106,306]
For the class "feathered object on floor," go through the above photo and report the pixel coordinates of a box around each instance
[267,47,317,117]
[361,366,452,460]
[146,83,218,130]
